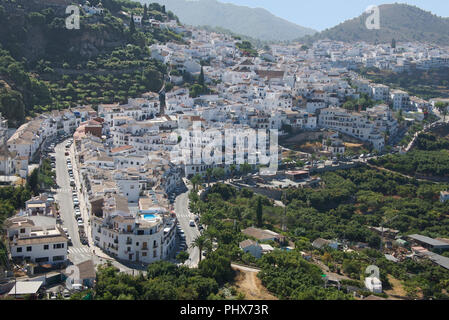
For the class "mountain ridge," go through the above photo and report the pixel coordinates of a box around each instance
[301,3,449,45]
[141,0,317,41]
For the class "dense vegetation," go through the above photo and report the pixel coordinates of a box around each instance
[371,132,449,178]
[359,67,449,100]
[0,48,51,126]
[194,167,449,299]
[0,0,178,125]
[284,168,449,238]
[42,45,166,109]
[71,245,237,299]
[257,250,352,300]
[79,261,222,300]
[27,158,56,195]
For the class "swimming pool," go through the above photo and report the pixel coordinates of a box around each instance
[143,214,157,220]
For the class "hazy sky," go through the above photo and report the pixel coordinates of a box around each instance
[219,0,449,31]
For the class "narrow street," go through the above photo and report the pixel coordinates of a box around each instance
[54,141,92,264]
[174,182,200,267]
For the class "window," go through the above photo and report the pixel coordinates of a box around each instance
[153,250,157,258]
[17,247,22,253]
[53,255,65,262]
[26,246,32,252]
[36,257,49,263]
[142,252,147,257]
[53,243,64,249]
[44,245,49,250]
[20,228,25,233]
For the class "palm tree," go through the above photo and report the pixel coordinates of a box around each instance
[190,174,202,191]
[205,168,213,187]
[190,235,209,262]
[212,167,225,183]
[240,163,252,177]
[229,164,236,181]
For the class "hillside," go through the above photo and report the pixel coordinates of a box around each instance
[0,0,175,126]
[359,67,449,100]
[302,3,449,45]
[142,0,316,41]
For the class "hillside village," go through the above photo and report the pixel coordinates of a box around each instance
[1,0,449,301]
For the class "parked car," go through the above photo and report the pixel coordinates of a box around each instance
[189,220,195,227]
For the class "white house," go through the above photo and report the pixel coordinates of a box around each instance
[391,90,410,110]
[5,215,68,267]
[371,84,390,102]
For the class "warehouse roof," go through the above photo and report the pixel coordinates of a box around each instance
[408,234,449,248]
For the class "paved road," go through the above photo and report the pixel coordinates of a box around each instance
[174,182,200,267]
[54,141,91,263]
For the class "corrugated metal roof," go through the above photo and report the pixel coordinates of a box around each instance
[408,234,449,247]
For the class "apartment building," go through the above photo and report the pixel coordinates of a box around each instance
[391,90,410,110]
[5,215,68,267]
[318,107,385,150]
[91,193,176,263]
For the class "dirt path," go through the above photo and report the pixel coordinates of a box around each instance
[384,275,407,298]
[232,267,277,300]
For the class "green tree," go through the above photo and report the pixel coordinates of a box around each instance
[240,163,252,177]
[190,235,209,262]
[212,167,225,182]
[143,4,148,21]
[205,168,213,187]
[176,251,189,264]
[130,14,136,34]
[229,164,237,181]
[199,66,205,87]
[190,174,202,191]
[256,196,263,227]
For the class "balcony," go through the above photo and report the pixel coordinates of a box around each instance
[126,239,132,245]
